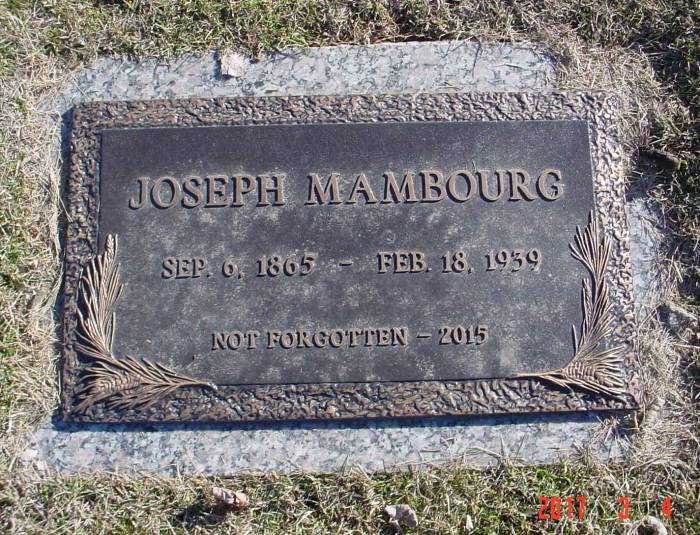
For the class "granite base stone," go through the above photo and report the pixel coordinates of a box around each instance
[29,414,626,475]
[49,41,553,105]
[26,41,648,475]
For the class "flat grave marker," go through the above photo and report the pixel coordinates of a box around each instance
[61,93,639,422]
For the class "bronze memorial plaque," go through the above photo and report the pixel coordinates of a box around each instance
[61,93,640,422]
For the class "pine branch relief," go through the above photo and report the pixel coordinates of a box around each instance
[74,235,214,413]
[518,211,625,397]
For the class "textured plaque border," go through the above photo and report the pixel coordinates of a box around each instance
[61,93,640,423]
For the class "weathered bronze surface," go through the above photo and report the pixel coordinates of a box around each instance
[61,93,639,422]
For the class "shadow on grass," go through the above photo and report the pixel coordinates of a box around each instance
[175,500,231,530]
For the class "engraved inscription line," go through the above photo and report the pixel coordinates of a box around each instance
[128,168,564,208]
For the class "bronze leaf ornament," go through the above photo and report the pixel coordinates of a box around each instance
[73,234,214,413]
[518,210,626,397]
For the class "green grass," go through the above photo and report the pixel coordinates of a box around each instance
[0,333,16,418]
[0,1,698,533]
[0,462,698,533]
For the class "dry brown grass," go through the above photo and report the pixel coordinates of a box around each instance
[0,53,64,456]
[0,1,698,533]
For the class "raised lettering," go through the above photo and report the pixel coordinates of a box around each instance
[161,257,176,279]
[477,169,505,202]
[205,175,229,207]
[182,176,203,208]
[231,175,256,206]
[382,171,418,203]
[536,168,564,201]
[446,170,477,202]
[129,177,149,209]
[211,332,227,350]
[508,169,536,201]
[421,170,446,202]
[307,173,342,204]
[151,176,180,209]
[257,174,287,206]
[347,173,379,204]
[393,327,408,346]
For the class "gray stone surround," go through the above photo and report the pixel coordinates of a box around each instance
[25,41,649,475]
